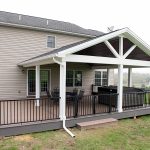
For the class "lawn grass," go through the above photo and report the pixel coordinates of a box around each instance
[0,115,150,150]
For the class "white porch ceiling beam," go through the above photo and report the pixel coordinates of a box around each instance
[64,54,150,67]
[123,45,136,59]
[104,41,120,58]
[123,59,150,67]
[65,54,121,65]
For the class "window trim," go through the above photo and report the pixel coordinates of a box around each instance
[27,69,51,96]
[47,35,56,48]
[95,69,108,86]
[66,70,82,87]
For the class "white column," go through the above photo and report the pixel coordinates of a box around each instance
[117,64,123,112]
[59,61,66,120]
[36,65,40,106]
[128,68,132,87]
[117,36,124,112]
[107,68,111,86]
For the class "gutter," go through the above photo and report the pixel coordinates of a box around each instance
[53,57,75,138]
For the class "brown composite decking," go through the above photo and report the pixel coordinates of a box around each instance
[0,97,116,125]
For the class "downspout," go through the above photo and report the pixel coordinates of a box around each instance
[53,57,75,138]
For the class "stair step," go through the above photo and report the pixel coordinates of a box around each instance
[76,118,118,130]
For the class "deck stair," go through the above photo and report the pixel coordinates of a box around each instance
[76,118,118,130]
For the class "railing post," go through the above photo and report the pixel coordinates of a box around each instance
[74,96,78,118]
[92,95,96,114]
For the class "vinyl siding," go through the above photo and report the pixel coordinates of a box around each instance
[0,26,87,99]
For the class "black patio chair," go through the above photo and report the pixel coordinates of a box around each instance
[46,90,59,101]
[78,90,84,100]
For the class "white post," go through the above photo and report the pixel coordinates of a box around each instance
[36,65,40,106]
[119,36,123,57]
[117,36,124,112]
[128,68,132,87]
[117,64,123,112]
[59,61,66,120]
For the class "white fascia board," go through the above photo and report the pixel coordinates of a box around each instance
[57,28,128,57]
[18,53,57,66]
[20,57,55,67]
[124,29,150,56]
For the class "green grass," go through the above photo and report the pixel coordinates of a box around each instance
[0,115,150,150]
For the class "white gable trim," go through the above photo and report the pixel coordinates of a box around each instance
[57,28,150,57]
[57,28,128,57]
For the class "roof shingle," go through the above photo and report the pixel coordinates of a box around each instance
[0,11,104,37]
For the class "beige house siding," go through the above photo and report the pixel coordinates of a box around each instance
[0,26,87,99]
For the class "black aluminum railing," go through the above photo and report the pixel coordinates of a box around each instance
[66,94,118,118]
[0,92,150,126]
[0,97,59,125]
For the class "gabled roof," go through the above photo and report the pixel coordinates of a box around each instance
[19,28,150,67]
[0,11,103,37]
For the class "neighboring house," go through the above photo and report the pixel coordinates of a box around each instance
[0,11,150,137]
[0,11,113,100]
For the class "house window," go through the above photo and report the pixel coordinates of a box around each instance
[40,70,49,92]
[66,70,82,87]
[28,70,50,95]
[47,36,55,48]
[95,71,108,86]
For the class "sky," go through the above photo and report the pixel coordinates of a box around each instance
[0,0,150,73]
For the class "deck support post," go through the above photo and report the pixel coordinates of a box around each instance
[117,36,124,112]
[117,64,123,112]
[59,60,66,120]
[128,68,132,87]
[35,65,40,106]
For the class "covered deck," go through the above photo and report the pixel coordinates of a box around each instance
[1,28,150,136]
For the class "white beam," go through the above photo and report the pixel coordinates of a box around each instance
[128,68,132,87]
[65,54,150,67]
[123,59,150,67]
[119,36,123,56]
[59,61,66,120]
[123,45,136,59]
[36,65,40,106]
[65,55,121,65]
[117,64,123,112]
[104,41,120,58]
